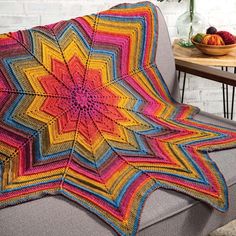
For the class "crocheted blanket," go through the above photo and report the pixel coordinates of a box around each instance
[0,1,236,235]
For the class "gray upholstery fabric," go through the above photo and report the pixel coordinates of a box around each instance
[139,185,236,236]
[155,6,180,102]
[0,5,235,236]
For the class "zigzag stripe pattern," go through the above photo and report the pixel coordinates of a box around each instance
[0,1,236,235]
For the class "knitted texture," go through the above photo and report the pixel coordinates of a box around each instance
[0,1,236,235]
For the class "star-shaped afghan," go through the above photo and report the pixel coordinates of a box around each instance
[0,1,236,235]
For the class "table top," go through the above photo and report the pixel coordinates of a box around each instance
[173,39,236,67]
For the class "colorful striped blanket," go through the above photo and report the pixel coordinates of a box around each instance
[0,1,236,235]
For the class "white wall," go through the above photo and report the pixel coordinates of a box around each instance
[0,0,235,119]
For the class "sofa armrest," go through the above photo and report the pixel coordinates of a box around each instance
[175,59,236,87]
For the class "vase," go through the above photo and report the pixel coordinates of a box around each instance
[176,0,206,47]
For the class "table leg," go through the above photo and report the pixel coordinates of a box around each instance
[231,67,236,120]
[226,84,229,119]
[222,83,226,118]
[225,67,229,119]
[181,72,186,103]
[178,67,234,119]
[231,86,235,120]
[177,70,181,82]
[222,67,230,119]
[221,67,226,118]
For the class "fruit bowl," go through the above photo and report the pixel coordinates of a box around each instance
[191,38,236,56]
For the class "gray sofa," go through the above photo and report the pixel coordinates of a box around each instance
[1,5,236,236]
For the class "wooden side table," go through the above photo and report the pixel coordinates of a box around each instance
[173,40,236,120]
